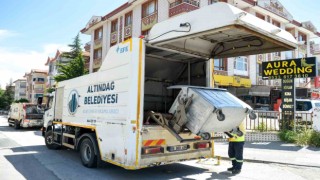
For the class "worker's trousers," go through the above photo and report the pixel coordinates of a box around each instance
[228,141,244,170]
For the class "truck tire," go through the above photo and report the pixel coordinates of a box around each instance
[80,137,98,168]
[8,119,13,127]
[45,130,60,150]
[14,120,20,129]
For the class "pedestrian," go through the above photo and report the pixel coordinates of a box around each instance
[225,121,245,175]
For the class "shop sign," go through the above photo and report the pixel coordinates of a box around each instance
[262,57,317,79]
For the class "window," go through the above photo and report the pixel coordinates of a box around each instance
[296,101,312,111]
[94,48,102,59]
[285,51,293,59]
[209,0,226,4]
[38,78,45,82]
[256,12,265,20]
[234,57,248,71]
[111,20,118,33]
[298,32,307,43]
[142,0,157,18]
[94,27,103,40]
[214,58,227,71]
[234,56,248,76]
[125,12,132,27]
[272,20,281,28]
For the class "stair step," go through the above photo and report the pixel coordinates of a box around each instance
[63,133,75,139]
[62,142,75,149]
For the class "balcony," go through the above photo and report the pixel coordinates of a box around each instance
[169,0,199,17]
[84,42,91,52]
[110,31,118,44]
[94,38,102,49]
[124,25,132,39]
[141,12,158,31]
[311,44,320,55]
[93,57,102,69]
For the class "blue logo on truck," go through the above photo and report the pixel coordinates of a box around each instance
[68,90,79,115]
[116,45,129,53]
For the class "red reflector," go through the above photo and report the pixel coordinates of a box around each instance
[142,146,163,155]
[194,142,211,149]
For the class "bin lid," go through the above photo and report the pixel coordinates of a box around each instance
[148,2,296,59]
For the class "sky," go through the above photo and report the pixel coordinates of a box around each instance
[0,0,319,88]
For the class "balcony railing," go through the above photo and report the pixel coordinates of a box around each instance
[110,31,118,44]
[84,41,91,52]
[124,25,132,39]
[93,57,102,69]
[169,0,200,17]
[141,12,158,31]
[94,38,102,48]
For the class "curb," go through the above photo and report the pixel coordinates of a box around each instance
[218,156,320,168]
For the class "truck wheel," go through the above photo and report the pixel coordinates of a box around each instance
[8,119,13,127]
[80,138,98,168]
[14,120,20,129]
[45,130,60,150]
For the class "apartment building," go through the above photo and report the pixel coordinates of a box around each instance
[81,0,319,108]
[45,50,90,89]
[24,69,48,104]
[13,79,27,101]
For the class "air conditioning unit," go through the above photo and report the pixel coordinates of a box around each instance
[257,76,265,85]
[274,79,281,87]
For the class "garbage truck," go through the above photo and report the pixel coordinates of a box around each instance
[8,103,44,129]
[41,3,296,169]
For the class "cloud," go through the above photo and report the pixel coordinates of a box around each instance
[0,44,70,88]
[0,29,18,40]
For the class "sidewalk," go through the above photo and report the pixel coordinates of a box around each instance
[214,141,320,167]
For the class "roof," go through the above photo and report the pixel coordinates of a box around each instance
[24,69,48,77]
[13,79,26,83]
[81,2,131,33]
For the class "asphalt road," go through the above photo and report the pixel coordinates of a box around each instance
[1,115,319,180]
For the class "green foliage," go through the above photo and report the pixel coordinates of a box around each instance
[54,34,88,82]
[14,98,29,103]
[295,129,312,146]
[61,34,82,60]
[279,129,320,147]
[309,131,320,147]
[46,87,55,94]
[257,122,267,132]
[0,87,14,109]
[278,130,297,143]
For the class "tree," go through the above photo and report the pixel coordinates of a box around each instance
[54,34,88,82]
[14,98,29,103]
[0,87,14,110]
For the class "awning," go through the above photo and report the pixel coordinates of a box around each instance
[215,75,251,88]
[249,86,271,96]
[148,2,297,59]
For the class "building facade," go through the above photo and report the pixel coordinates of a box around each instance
[81,0,319,109]
[13,79,27,101]
[24,70,48,104]
[45,50,90,90]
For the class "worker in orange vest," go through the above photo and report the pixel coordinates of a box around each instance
[225,121,245,175]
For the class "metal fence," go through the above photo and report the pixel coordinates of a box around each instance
[246,111,314,131]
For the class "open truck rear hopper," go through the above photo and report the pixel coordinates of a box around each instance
[42,2,296,170]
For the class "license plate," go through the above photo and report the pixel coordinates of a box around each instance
[167,145,189,152]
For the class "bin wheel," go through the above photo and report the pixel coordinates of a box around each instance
[249,113,257,119]
[216,110,225,121]
[200,132,211,140]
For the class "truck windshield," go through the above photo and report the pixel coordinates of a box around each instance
[26,105,44,114]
